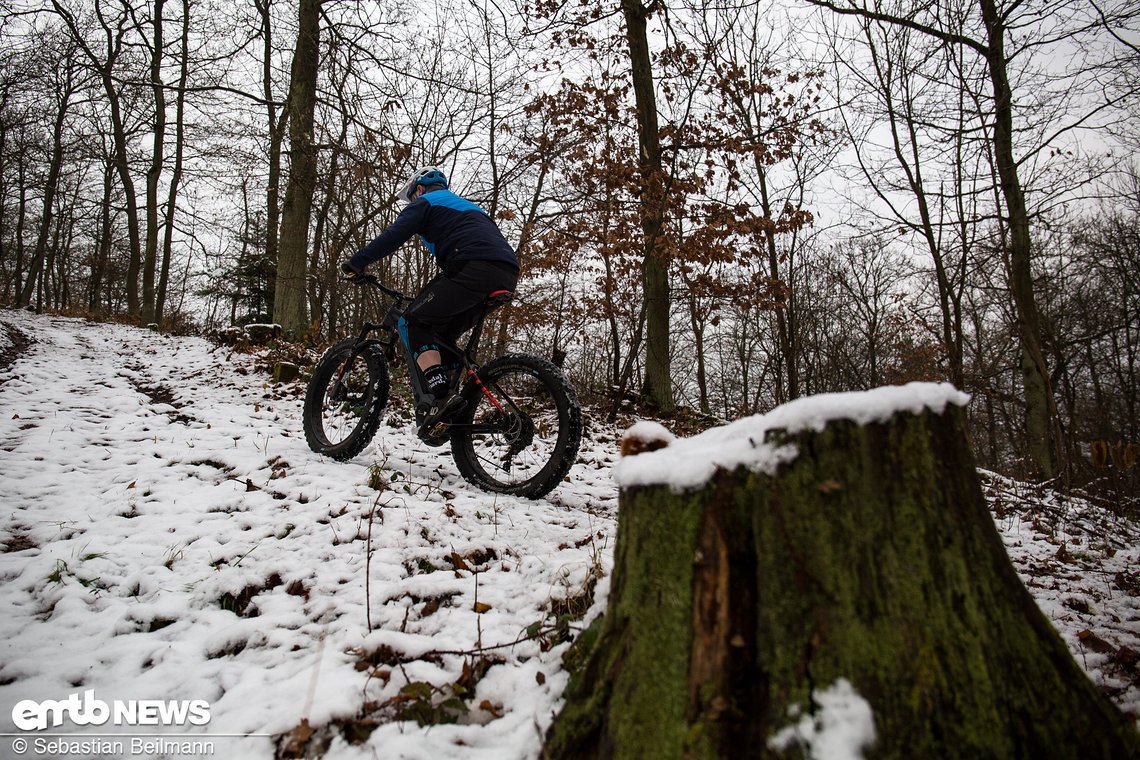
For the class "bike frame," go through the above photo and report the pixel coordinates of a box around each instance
[340,275,510,425]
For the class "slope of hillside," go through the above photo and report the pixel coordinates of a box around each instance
[0,310,1135,759]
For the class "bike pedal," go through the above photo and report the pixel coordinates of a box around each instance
[416,421,450,447]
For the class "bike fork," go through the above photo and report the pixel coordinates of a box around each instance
[331,349,362,398]
[333,327,378,397]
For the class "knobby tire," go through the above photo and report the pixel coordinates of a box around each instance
[303,338,390,461]
[449,354,581,499]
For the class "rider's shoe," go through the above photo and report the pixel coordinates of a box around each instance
[415,393,466,446]
[423,393,466,428]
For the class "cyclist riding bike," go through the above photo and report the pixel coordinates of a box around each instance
[340,166,519,428]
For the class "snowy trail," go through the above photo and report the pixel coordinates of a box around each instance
[0,312,619,759]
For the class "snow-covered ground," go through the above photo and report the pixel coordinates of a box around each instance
[0,311,618,759]
[0,310,1136,760]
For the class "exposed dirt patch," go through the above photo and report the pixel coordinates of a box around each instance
[218,572,285,618]
[2,529,38,553]
[0,322,33,375]
[123,363,198,425]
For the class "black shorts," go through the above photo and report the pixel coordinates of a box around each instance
[399,260,518,359]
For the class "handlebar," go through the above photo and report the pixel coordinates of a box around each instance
[354,273,409,302]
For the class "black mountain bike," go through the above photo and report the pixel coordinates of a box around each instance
[302,275,581,499]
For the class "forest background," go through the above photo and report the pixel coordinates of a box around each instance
[0,0,1137,501]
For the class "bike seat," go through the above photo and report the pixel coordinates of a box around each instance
[486,290,513,310]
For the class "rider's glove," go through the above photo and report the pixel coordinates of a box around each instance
[340,261,365,283]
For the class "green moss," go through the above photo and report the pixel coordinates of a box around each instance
[747,411,1137,758]
[545,485,706,760]
[561,614,604,685]
[604,488,704,760]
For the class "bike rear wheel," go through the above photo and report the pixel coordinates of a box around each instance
[449,354,581,499]
[303,338,390,460]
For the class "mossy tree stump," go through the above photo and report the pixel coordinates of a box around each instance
[544,394,1139,759]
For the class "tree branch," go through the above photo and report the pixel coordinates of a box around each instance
[803,0,990,56]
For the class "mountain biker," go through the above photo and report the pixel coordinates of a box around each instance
[340,166,519,425]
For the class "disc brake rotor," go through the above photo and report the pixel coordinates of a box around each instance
[501,411,535,466]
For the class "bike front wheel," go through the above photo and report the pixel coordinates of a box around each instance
[303,339,390,461]
[449,354,581,499]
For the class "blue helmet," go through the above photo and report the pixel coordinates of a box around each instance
[397,166,448,202]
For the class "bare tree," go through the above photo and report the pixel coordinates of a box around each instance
[48,0,146,317]
[621,0,674,412]
[253,0,287,311]
[693,1,836,403]
[823,12,973,388]
[139,0,167,324]
[805,0,1138,479]
[155,0,191,323]
[273,0,321,337]
[16,28,83,308]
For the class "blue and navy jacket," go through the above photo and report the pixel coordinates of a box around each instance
[349,189,518,272]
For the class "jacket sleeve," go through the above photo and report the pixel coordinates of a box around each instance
[348,200,429,269]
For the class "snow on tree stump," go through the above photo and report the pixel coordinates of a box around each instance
[244,323,282,344]
[544,384,1139,760]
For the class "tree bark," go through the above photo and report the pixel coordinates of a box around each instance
[256,0,285,310]
[976,0,1059,481]
[156,0,190,324]
[273,0,322,337]
[756,161,797,403]
[545,400,1138,759]
[684,281,710,415]
[0,104,8,302]
[89,158,115,313]
[141,0,167,325]
[621,0,673,413]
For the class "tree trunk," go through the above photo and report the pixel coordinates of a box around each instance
[756,161,797,404]
[108,73,142,317]
[976,0,1059,481]
[0,104,10,302]
[621,0,672,413]
[141,0,167,325]
[273,0,322,338]
[686,286,710,415]
[256,0,285,309]
[156,0,190,324]
[545,393,1138,759]
[15,155,29,300]
[89,160,114,313]
[12,159,28,302]
[17,69,71,308]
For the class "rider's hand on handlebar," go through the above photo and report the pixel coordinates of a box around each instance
[340,261,366,283]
